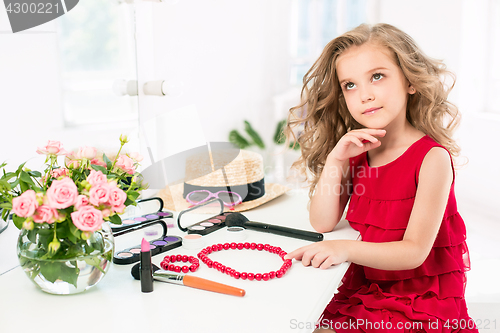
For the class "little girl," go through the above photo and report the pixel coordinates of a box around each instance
[285,23,477,332]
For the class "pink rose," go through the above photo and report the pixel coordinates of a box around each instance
[75,195,89,210]
[12,190,38,218]
[129,152,144,162]
[101,208,111,218]
[33,205,57,224]
[87,170,107,186]
[71,206,104,232]
[115,155,135,174]
[108,186,127,213]
[51,168,68,179]
[89,183,110,206]
[90,157,107,167]
[46,177,78,209]
[37,140,68,156]
[65,155,80,169]
[112,204,125,214]
[108,186,127,206]
[75,146,97,160]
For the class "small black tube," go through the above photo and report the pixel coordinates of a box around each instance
[140,249,154,293]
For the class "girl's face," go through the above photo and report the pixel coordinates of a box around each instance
[336,42,414,130]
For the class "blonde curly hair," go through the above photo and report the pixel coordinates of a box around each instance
[286,23,461,198]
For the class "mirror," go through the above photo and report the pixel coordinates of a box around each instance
[0,0,139,169]
[56,0,138,126]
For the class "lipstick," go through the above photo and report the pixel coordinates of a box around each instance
[140,238,154,293]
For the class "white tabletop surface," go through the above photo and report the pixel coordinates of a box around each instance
[0,189,359,333]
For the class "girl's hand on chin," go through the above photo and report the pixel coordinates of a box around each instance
[284,240,349,270]
[328,129,386,162]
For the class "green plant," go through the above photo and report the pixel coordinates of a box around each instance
[229,120,265,149]
[228,119,300,150]
[274,119,301,150]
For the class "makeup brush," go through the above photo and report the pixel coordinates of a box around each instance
[225,212,323,242]
[131,263,245,297]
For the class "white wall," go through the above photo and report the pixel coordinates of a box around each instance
[0,16,62,167]
[0,8,139,169]
[135,0,292,163]
[378,0,499,211]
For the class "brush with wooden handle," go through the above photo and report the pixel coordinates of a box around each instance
[131,263,245,297]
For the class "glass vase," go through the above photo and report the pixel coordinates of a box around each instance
[17,222,115,295]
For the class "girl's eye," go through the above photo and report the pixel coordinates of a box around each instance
[372,73,384,82]
[344,82,356,90]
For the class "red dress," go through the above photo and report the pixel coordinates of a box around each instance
[320,135,478,332]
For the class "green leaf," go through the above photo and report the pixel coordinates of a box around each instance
[124,198,134,206]
[24,259,41,281]
[10,178,19,189]
[67,233,77,244]
[2,172,17,181]
[244,120,265,149]
[67,223,81,243]
[291,141,301,150]
[85,257,105,274]
[19,171,35,186]
[69,223,81,238]
[274,119,287,145]
[102,153,112,170]
[19,181,29,192]
[109,214,122,225]
[0,202,12,209]
[37,228,53,237]
[37,229,53,250]
[27,229,38,243]
[228,130,251,149]
[127,190,140,202]
[56,224,70,239]
[18,256,41,281]
[39,262,60,283]
[15,162,27,175]
[28,171,42,178]
[0,179,11,191]
[1,208,10,221]
[39,261,79,288]
[12,214,25,229]
[91,164,107,174]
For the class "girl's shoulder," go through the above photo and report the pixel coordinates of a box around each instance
[416,135,455,183]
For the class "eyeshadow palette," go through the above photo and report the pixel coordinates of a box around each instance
[113,235,182,265]
[111,211,173,233]
[186,212,232,235]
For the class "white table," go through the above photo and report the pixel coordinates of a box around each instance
[0,189,359,333]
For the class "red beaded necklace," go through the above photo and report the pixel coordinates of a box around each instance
[160,254,200,273]
[197,242,292,281]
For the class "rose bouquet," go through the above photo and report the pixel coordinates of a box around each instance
[0,136,147,292]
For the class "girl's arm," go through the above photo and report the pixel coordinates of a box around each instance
[309,157,351,233]
[309,129,386,233]
[287,147,453,271]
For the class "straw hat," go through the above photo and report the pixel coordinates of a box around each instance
[158,149,289,213]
